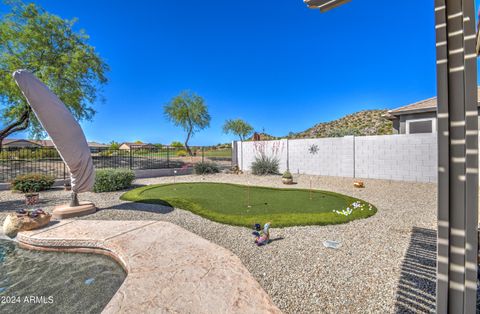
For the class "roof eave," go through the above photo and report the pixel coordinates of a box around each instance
[304,0,351,12]
[388,107,437,117]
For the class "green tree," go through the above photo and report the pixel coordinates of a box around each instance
[170,141,184,148]
[109,141,120,150]
[164,91,210,155]
[0,1,108,150]
[222,119,253,141]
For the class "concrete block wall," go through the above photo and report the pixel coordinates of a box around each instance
[237,140,288,172]
[354,133,437,182]
[287,137,354,177]
[235,133,439,183]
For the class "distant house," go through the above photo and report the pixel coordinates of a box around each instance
[119,142,156,150]
[387,87,480,134]
[3,139,108,149]
[3,139,42,148]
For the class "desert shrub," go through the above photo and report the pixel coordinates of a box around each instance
[0,151,12,160]
[282,170,293,179]
[11,173,55,193]
[176,149,188,157]
[93,168,135,193]
[0,149,59,160]
[251,155,279,175]
[324,127,362,138]
[18,148,59,159]
[98,149,113,157]
[194,162,220,175]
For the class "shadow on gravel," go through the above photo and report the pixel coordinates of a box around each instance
[395,227,436,313]
[101,201,174,215]
[269,237,285,243]
[395,227,480,313]
[0,199,26,212]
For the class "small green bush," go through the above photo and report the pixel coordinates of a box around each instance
[0,151,12,160]
[282,170,293,179]
[0,149,59,160]
[11,173,55,193]
[194,162,220,175]
[176,149,188,157]
[93,168,135,193]
[251,155,279,175]
[98,149,113,157]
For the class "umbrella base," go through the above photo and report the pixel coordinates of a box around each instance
[53,202,96,219]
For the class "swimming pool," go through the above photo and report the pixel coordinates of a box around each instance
[0,239,126,314]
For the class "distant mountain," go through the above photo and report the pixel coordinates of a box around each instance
[242,110,394,142]
[290,109,393,139]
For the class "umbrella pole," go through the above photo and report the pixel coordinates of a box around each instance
[70,192,80,207]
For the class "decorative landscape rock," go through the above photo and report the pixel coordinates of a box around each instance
[353,180,365,188]
[231,164,243,175]
[3,210,52,238]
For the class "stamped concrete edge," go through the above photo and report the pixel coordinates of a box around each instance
[16,219,282,314]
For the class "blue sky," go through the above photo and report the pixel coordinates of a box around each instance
[1,0,469,145]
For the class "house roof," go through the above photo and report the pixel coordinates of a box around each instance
[120,142,155,147]
[388,86,480,116]
[4,139,108,148]
[3,139,42,146]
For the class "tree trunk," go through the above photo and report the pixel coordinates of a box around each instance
[0,109,30,152]
[185,129,193,156]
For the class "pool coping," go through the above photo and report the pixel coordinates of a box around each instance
[17,219,281,313]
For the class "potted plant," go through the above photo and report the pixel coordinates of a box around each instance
[282,170,294,185]
[25,190,39,205]
[11,173,55,205]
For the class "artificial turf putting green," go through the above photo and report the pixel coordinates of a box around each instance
[121,182,377,227]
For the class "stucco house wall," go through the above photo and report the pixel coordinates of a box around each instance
[396,112,437,134]
[388,87,480,134]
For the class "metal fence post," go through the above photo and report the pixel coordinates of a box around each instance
[231,141,237,168]
[167,146,170,168]
[129,147,133,170]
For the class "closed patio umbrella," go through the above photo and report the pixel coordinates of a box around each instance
[13,69,96,218]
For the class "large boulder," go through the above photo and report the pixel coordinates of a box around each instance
[3,211,52,238]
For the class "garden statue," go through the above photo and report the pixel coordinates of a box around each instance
[13,70,96,219]
[252,222,271,246]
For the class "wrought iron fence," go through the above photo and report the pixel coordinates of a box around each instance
[0,145,233,183]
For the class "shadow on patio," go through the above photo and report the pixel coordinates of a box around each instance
[395,227,480,313]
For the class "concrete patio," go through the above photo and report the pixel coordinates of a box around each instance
[16,219,280,314]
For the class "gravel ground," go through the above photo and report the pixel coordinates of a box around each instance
[0,173,437,313]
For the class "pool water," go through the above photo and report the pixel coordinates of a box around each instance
[0,239,126,314]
